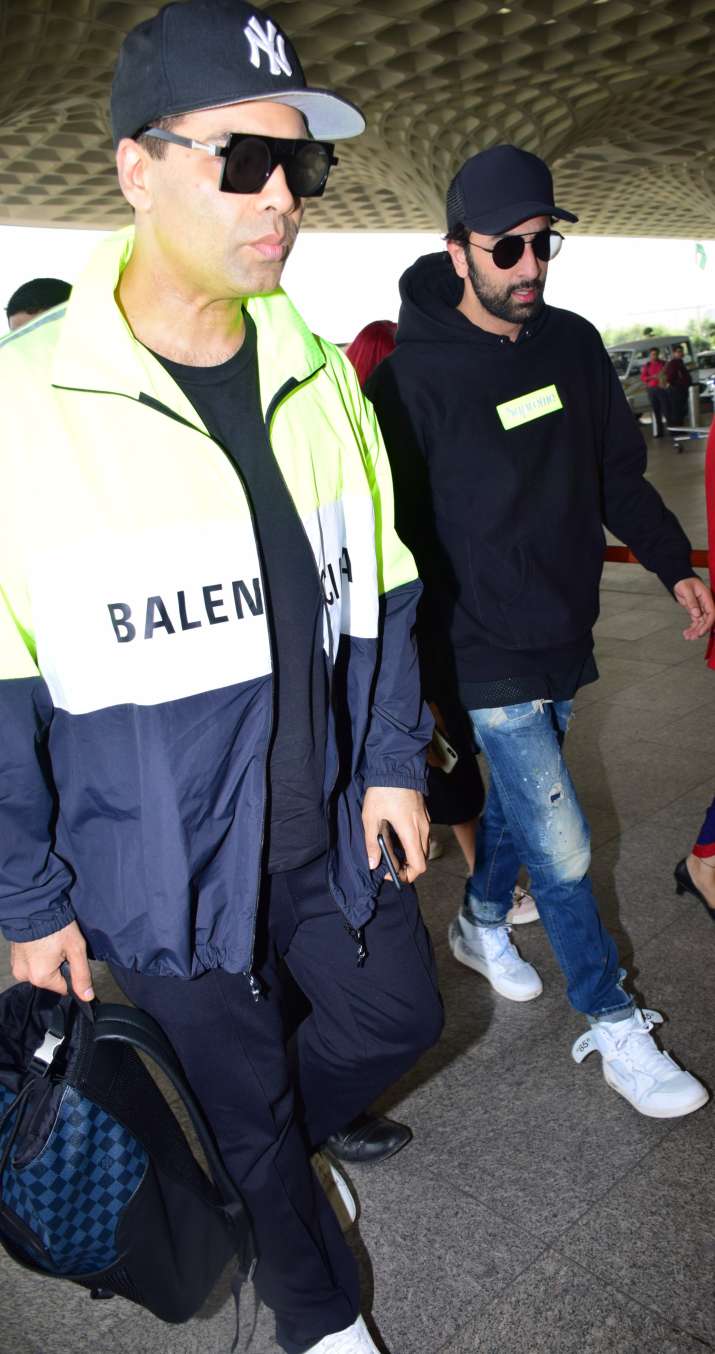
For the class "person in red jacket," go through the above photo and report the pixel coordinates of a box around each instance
[640,346,666,438]
[675,416,715,924]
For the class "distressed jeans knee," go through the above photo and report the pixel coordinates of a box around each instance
[539,779,591,884]
[465,698,630,1018]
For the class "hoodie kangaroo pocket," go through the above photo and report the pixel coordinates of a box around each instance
[466,529,603,650]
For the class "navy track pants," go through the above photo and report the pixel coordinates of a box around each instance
[110,852,443,1352]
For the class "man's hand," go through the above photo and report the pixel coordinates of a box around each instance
[362,786,430,886]
[11,920,94,1001]
[673,577,715,640]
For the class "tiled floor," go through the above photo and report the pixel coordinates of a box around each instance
[2,432,714,1354]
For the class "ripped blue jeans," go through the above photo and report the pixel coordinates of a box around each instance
[467,699,633,1019]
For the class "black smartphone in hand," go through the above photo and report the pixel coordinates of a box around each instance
[377,831,402,890]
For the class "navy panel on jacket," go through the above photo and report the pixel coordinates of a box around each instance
[49,679,273,976]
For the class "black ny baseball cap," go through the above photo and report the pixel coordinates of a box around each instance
[446,144,578,234]
[111,0,366,147]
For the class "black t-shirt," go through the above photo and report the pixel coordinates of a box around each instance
[152,316,328,872]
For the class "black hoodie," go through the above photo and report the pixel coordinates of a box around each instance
[366,252,694,704]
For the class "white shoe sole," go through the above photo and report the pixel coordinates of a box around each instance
[312,1154,358,1230]
[603,1065,710,1119]
[305,1315,380,1354]
[449,924,543,1002]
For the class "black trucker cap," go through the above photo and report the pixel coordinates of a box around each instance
[446,144,578,234]
[111,0,366,147]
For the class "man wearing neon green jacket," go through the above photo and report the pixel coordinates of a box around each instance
[0,4,443,1351]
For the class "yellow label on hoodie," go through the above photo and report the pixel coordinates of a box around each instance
[497,385,563,430]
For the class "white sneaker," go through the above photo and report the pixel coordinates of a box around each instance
[448,911,542,1001]
[572,1008,709,1119]
[311,1151,358,1231]
[306,1314,382,1353]
[428,838,444,861]
[505,886,539,925]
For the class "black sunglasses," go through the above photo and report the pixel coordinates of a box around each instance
[470,228,563,270]
[141,128,338,198]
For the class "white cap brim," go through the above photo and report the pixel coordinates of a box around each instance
[236,87,366,140]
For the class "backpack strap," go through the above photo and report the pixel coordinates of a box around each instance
[92,1003,255,1275]
[58,964,255,1278]
[92,1006,228,1188]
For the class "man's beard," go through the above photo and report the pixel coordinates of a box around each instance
[466,246,545,324]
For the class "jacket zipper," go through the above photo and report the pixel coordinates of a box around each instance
[144,393,277,1000]
[263,384,366,969]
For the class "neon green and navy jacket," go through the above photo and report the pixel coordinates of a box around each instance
[0,227,430,979]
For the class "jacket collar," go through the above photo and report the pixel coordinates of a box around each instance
[51,225,325,420]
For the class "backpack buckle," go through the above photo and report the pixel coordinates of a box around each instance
[30,1028,65,1075]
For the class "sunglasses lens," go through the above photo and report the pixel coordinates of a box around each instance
[287,142,331,197]
[224,136,272,193]
[531,229,562,263]
[531,231,550,263]
[221,136,333,197]
[490,230,562,268]
[491,236,525,269]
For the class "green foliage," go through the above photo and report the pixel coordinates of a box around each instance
[601,323,667,346]
[686,316,715,354]
[601,318,715,353]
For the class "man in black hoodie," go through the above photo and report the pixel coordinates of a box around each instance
[367,144,714,1120]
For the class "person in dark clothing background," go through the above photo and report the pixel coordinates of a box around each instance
[367,143,714,1121]
[5,277,71,332]
[663,342,692,428]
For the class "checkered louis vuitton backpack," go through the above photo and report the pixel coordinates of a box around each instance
[0,973,256,1326]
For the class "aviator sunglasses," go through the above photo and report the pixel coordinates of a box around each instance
[470,228,564,270]
[141,128,338,198]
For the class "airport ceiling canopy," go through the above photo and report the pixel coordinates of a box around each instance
[1,0,714,235]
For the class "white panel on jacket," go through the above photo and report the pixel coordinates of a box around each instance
[302,494,379,655]
[30,521,272,714]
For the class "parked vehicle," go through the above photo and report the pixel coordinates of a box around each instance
[607,335,697,415]
[696,350,715,405]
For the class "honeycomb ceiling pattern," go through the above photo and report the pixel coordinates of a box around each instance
[1,0,714,235]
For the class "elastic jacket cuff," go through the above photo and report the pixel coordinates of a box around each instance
[1,896,76,943]
[362,772,429,794]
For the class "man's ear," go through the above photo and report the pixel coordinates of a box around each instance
[115,138,154,213]
[446,238,469,280]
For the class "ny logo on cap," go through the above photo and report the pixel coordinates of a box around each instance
[244,15,292,78]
